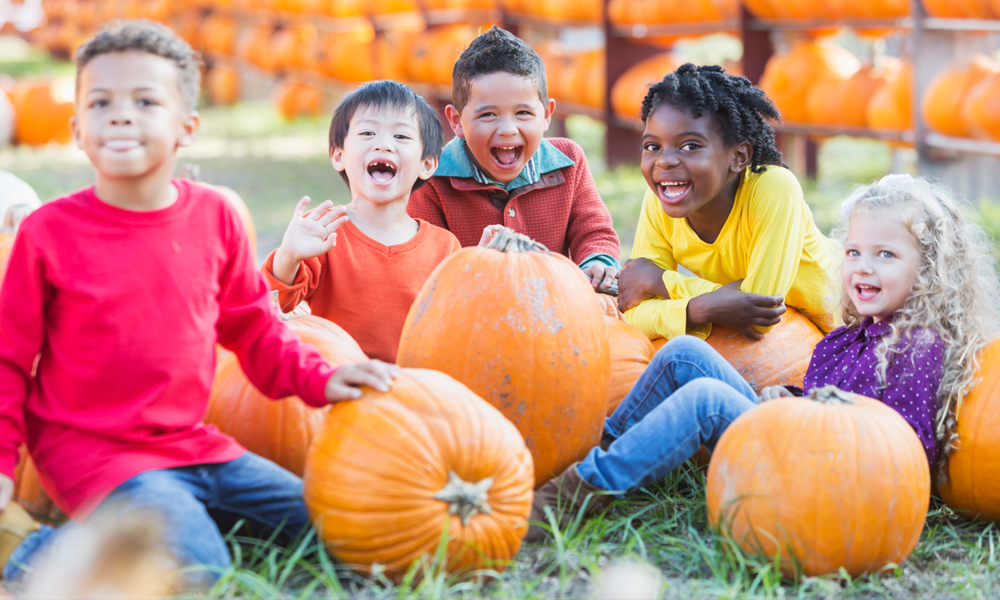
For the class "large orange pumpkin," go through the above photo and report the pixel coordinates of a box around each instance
[960,72,1000,142]
[922,56,999,138]
[204,315,367,476]
[9,78,75,146]
[397,228,610,487]
[320,25,374,83]
[652,307,824,393]
[805,65,881,127]
[303,368,534,581]
[706,386,931,577]
[938,339,1000,520]
[611,53,679,120]
[758,41,860,124]
[606,317,656,416]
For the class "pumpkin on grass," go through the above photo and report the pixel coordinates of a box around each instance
[706,386,930,578]
[397,228,610,487]
[606,316,656,416]
[303,368,533,581]
[939,338,1000,520]
[652,307,823,393]
[204,315,367,476]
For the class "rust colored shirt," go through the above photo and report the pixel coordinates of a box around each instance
[407,137,620,263]
[262,219,461,363]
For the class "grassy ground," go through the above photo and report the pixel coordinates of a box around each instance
[4,85,1000,597]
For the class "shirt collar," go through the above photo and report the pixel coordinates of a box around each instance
[854,316,894,341]
[435,137,575,190]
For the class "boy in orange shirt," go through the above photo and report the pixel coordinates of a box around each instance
[262,81,461,363]
[408,26,621,291]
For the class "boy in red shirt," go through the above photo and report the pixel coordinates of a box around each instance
[261,80,461,363]
[407,26,621,291]
[0,21,396,585]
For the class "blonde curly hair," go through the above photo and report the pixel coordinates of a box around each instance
[837,174,1000,485]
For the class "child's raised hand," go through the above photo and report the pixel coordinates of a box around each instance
[478,224,505,247]
[271,197,349,285]
[688,280,785,340]
[617,257,671,312]
[324,360,401,402]
[0,473,13,512]
[760,385,793,402]
[583,264,619,293]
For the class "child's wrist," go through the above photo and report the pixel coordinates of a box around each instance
[687,295,711,326]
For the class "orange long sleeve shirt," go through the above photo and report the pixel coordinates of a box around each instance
[262,219,461,363]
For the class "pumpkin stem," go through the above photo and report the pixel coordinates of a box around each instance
[808,385,857,405]
[486,227,550,254]
[433,471,494,526]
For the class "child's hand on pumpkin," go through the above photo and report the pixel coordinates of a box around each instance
[583,264,619,293]
[617,258,670,312]
[0,473,13,512]
[687,280,785,340]
[760,385,793,402]
[478,224,505,247]
[324,360,400,402]
[272,197,349,285]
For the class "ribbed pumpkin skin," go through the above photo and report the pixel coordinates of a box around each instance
[606,316,656,416]
[397,246,610,487]
[303,368,534,580]
[652,307,823,393]
[204,315,367,476]
[706,391,931,577]
[939,339,1000,520]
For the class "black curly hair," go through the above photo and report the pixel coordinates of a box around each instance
[640,63,785,173]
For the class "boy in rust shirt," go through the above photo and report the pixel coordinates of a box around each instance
[407,26,621,292]
[262,81,461,363]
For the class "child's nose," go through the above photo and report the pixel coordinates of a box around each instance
[496,115,518,136]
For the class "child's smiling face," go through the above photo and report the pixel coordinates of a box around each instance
[843,211,922,322]
[640,103,750,223]
[73,51,198,182]
[331,105,438,206]
[447,72,555,184]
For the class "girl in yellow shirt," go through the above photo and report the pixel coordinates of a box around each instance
[618,63,840,340]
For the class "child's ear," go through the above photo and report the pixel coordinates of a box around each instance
[330,146,346,172]
[542,97,556,130]
[730,141,752,173]
[419,155,439,180]
[177,110,200,148]
[70,114,81,148]
[444,104,464,138]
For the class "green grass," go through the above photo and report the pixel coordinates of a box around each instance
[5,97,1000,599]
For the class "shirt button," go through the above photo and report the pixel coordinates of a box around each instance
[508,207,516,218]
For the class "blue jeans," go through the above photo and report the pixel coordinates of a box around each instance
[577,336,760,494]
[3,451,311,583]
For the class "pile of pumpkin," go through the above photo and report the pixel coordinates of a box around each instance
[759,40,912,133]
[743,0,908,19]
[608,0,739,25]
[534,42,606,111]
[500,0,602,22]
[921,55,1000,141]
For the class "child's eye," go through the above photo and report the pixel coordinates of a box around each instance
[846,249,860,257]
[90,99,110,109]
[879,250,895,258]
[517,110,533,117]
[478,112,496,119]
[680,142,700,151]
[394,133,411,140]
[359,130,375,136]
[137,98,156,107]
[642,142,660,152]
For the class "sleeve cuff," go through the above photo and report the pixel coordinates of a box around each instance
[578,253,621,270]
[299,363,338,408]
[261,251,312,313]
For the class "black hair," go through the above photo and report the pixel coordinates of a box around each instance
[75,19,202,112]
[328,80,443,192]
[451,26,546,113]
[641,63,785,173]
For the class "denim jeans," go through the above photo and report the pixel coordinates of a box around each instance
[577,335,760,494]
[3,451,311,583]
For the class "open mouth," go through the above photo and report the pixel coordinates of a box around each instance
[855,284,881,301]
[104,139,140,151]
[658,180,691,202]
[490,145,523,168]
[367,160,397,184]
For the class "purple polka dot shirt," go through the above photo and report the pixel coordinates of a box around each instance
[802,316,943,465]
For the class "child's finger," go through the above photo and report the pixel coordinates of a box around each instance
[292,196,311,218]
[323,215,350,235]
[309,200,335,220]
[327,382,363,401]
[317,204,348,226]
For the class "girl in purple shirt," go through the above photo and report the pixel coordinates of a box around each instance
[525,174,1000,542]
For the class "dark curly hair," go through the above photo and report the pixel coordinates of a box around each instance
[75,19,202,112]
[640,63,785,173]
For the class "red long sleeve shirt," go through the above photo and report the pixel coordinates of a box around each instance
[0,180,335,518]
[407,138,620,262]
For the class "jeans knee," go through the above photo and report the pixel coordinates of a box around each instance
[655,335,713,364]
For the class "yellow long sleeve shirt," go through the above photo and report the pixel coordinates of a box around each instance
[624,165,841,340]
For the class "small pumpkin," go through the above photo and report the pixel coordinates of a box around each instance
[303,368,533,581]
[706,386,930,577]
[397,228,610,487]
[938,338,1000,520]
[205,64,240,106]
[204,315,367,476]
[606,316,656,416]
[610,53,679,120]
[14,447,68,525]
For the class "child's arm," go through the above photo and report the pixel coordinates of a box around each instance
[561,143,621,285]
[0,228,44,510]
[270,196,348,285]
